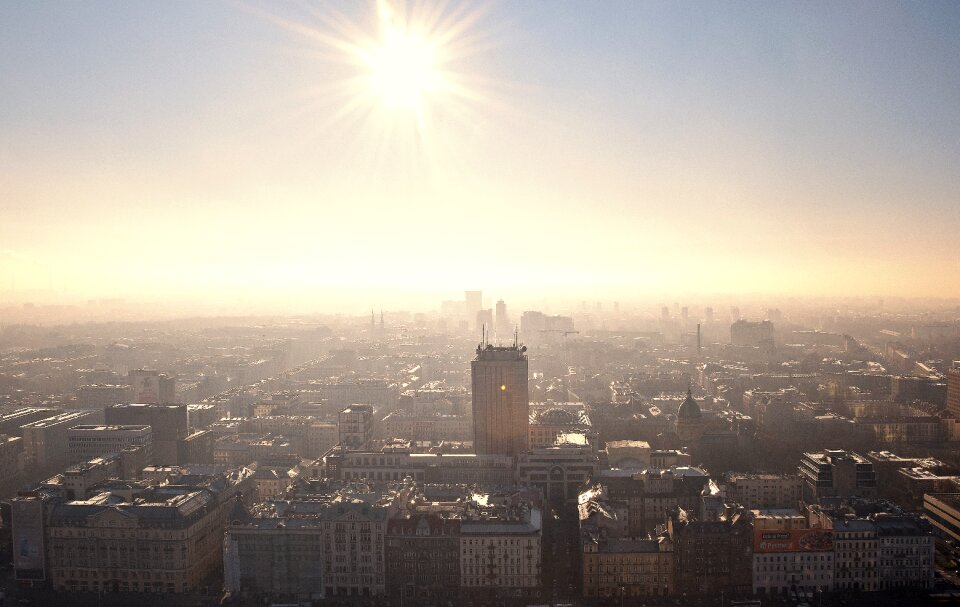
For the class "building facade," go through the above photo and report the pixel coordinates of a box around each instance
[799,450,877,503]
[67,424,152,462]
[105,403,188,464]
[471,344,529,457]
[582,537,673,598]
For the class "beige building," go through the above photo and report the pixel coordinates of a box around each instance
[44,468,254,594]
[460,506,541,590]
[582,536,673,598]
[723,473,803,509]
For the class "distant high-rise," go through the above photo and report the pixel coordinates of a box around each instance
[472,342,529,456]
[476,308,493,333]
[495,299,510,339]
[730,319,775,346]
[947,362,960,417]
[465,290,482,316]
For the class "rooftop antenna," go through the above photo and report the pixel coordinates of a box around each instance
[514,326,518,349]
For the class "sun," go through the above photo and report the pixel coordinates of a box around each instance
[361,4,444,113]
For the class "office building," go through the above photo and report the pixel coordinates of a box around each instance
[947,362,960,418]
[471,343,528,456]
[67,424,152,462]
[21,409,105,471]
[105,403,188,464]
[798,450,877,503]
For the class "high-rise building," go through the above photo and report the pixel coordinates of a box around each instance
[471,343,528,456]
[464,290,482,316]
[947,362,960,417]
[476,308,493,333]
[495,298,510,339]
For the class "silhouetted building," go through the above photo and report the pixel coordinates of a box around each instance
[731,320,774,346]
[105,403,188,464]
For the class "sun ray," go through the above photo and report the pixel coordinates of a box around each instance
[231,0,510,179]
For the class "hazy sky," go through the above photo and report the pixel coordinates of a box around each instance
[2,1,959,309]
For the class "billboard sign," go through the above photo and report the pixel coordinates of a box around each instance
[12,498,46,580]
[753,529,833,553]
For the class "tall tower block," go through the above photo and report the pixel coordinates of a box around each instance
[471,342,529,456]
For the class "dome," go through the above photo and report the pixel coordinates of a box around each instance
[677,389,702,420]
[536,407,580,426]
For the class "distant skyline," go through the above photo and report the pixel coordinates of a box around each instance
[2,1,959,308]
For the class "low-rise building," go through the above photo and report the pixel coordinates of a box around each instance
[875,514,935,590]
[723,473,803,509]
[37,468,254,593]
[582,536,673,598]
[668,505,754,597]
[924,493,960,543]
[830,518,879,592]
[752,528,834,595]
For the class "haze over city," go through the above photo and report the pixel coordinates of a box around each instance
[4,4,960,607]
[2,1,959,314]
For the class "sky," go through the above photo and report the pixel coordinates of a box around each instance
[1,1,959,311]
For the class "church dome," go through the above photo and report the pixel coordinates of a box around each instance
[677,389,702,420]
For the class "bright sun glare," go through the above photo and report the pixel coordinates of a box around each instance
[362,3,444,113]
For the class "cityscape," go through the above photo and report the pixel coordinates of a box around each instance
[1,296,960,606]
[2,2,960,607]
